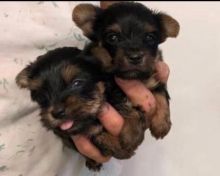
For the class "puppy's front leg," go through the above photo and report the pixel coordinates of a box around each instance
[119,112,147,151]
[93,109,147,159]
[150,87,171,139]
[85,158,102,171]
[92,131,133,159]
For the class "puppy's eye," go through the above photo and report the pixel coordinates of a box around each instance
[144,33,157,45]
[106,33,120,45]
[72,79,84,88]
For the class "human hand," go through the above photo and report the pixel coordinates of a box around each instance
[60,60,169,164]
[65,1,170,165]
[115,61,170,115]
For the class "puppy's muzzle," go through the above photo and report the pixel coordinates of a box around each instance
[52,106,66,119]
[126,51,144,65]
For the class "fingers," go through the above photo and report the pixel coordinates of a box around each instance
[72,135,111,163]
[115,61,170,114]
[98,103,124,136]
[115,78,156,115]
[155,61,170,83]
[71,104,124,163]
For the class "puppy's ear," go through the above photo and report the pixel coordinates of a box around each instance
[156,13,180,41]
[100,1,123,9]
[73,4,102,39]
[16,65,32,89]
[16,64,42,90]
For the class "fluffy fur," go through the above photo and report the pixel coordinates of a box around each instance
[73,1,180,138]
[16,47,147,171]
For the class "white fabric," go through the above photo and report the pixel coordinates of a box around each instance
[0,1,122,176]
[1,1,220,176]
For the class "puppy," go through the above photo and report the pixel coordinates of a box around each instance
[16,47,147,171]
[73,1,180,139]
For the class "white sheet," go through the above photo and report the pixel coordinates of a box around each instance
[1,2,220,176]
[0,1,122,176]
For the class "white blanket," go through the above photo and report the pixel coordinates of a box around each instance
[0,1,122,176]
[1,2,220,176]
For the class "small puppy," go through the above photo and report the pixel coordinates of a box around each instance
[73,2,180,139]
[16,47,147,171]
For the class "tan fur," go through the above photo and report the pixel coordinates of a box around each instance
[84,99,102,115]
[145,23,156,33]
[16,69,42,90]
[100,1,122,9]
[93,105,147,159]
[40,107,61,128]
[94,132,134,158]
[143,51,163,89]
[73,4,97,37]
[119,109,147,148]
[144,76,160,90]
[86,125,103,137]
[40,81,105,130]
[66,96,82,111]
[160,13,180,38]
[150,93,171,139]
[106,24,121,33]
[65,92,103,116]
[155,50,163,62]
[97,82,105,95]
[29,79,42,90]
[16,69,29,88]
[90,46,113,70]
[62,65,80,83]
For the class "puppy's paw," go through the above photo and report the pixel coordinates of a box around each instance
[150,113,171,139]
[113,149,134,160]
[92,134,113,157]
[93,133,134,159]
[149,92,171,139]
[119,115,146,151]
[86,159,102,172]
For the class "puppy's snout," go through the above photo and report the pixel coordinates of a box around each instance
[127,52,144,65]
[52,107,66,119]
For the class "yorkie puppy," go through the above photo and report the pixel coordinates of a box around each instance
[16,47,147,171]
[73,1,180,139]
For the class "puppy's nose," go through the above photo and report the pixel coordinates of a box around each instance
[128,52,144,65]
[52,107,66,119]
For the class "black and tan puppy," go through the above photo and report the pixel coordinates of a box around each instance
[16,47,147,171]
[73,2,180,139]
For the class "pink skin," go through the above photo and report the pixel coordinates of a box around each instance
[60,60,170,163]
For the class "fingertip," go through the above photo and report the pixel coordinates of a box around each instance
[98,103,124,136]
[72,135,86,147]
[115,77,139,88]
[155,61,170,83]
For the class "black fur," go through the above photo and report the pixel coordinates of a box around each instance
[16,47,147,171]
[73,1,179,139]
